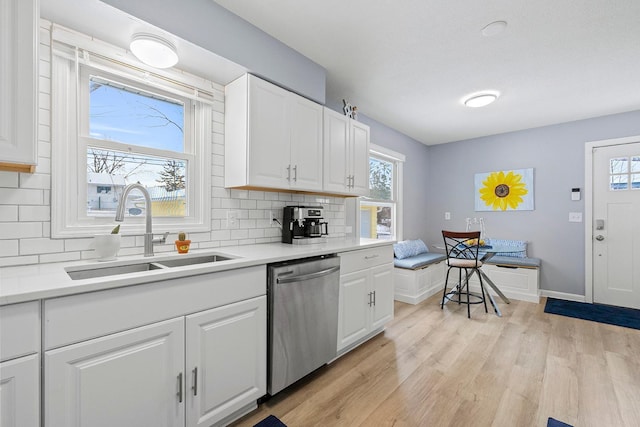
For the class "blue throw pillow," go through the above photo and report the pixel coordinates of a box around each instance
[486,239,527,258]
[393,239,429,259]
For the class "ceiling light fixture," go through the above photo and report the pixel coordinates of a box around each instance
[130,33,178,69]
[463,92,499,108]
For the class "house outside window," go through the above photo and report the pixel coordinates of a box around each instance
[360,144,404,241]
[51,26,212,237]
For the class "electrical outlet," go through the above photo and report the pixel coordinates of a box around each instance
[226,210,238,228]
[445,212,451,220]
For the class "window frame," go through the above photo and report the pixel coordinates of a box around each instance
[51,28,212,238]
[359,144,404,241]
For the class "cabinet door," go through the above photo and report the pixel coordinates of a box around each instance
[370,263,395,330]
[247,76,290,188]
[290,95,323,191]
[337,270,370,351]
[323,108,350,194]
[0,0,37,171]
[350,121,370,196]
[0,354,39,427]
[185,296,266,427]
[45,317,185,427]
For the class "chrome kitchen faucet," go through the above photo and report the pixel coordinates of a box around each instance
[115,183,168,257]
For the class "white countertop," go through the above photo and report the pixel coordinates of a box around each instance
[0,239,393,305]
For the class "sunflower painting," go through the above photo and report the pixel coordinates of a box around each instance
[474,168,534,211]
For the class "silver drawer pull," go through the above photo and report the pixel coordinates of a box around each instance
[177,372,183,403]
[364,254,379,260]
[192,367,198,396]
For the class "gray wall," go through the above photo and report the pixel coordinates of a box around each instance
[426,109,640,296]
[101,0,326,103]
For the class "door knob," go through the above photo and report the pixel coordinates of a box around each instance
[595,235,605,241]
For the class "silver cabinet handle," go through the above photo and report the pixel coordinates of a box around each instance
[351,175,355,188]
[192,367,198,396]
[293,165,298,182]
[373,290,376,306]
[286,165,291,181]
[177,372,183,403]
[365,254,379,260]
[595,235,605,241]
[277,266,341,284]
[368,291,373,307]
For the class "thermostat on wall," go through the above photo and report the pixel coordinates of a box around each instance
[571,188,580,201]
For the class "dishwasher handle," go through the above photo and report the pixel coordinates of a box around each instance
[276,265,340,284]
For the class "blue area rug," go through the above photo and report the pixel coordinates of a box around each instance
[548,417,573,427]
[544,298,640,330]
[254,415,287,427]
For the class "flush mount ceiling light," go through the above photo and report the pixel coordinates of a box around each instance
[130,33,178,69]
[463,92,499,108]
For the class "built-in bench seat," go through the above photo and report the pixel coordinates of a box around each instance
[393,252,446,270]
[394,238,541,305]
[393,240,447,304]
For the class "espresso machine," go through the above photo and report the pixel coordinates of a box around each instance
[282,206,329,244]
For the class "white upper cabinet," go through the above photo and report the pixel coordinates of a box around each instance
[323,108,370,196]
[0,0,38,173]
[225,74,323,192]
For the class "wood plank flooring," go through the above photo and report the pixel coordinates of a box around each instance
[230,295,640,427]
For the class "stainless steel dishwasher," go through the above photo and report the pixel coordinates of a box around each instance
[267,254,340,395]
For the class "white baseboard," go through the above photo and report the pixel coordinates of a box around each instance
[539,289,586,302]
[394,284,441,305]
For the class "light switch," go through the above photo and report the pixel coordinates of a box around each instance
[569,212,582,222]
[445,212,451,220]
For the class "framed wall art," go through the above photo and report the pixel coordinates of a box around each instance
[474,168,534,211]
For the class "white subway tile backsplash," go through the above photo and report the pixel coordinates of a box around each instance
[0,255,39,267]
[19,205,50,221]
[20,237,64,255]
[0,240,19,257]
[40,251,81,263]
[0,223,43,239]
[0,188,43,205]
[0,206,19,222]
[0,172,19,188]
[19,173,51,190]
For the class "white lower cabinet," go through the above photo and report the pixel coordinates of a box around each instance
[45,296,266,427]
[45,318,185,427]
[0,301,40,427]
[186,298,266,427]
[0,354,40,427]
[337,246,394,352]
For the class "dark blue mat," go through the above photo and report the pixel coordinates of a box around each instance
[544,298,640,330]
[254,415,287,427]
[548,417,572,427]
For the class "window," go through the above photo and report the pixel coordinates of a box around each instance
[609,156,640,190]
[51,26,212,237]
[360,144,404,241]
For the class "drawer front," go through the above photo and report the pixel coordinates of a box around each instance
[44,265,265,350]
[339,245,394,274]
[0,301,40,361]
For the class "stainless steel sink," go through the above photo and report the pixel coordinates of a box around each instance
[65,253,237,280]
[66,262,166,280]
[156,254,234,268]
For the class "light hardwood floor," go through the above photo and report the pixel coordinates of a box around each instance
[231,295,640,427]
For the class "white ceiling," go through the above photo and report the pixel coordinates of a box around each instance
[213,0,640,145]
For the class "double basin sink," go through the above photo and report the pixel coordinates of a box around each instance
[65,253,235,281]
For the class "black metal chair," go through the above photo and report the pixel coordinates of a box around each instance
[441,230,488,318]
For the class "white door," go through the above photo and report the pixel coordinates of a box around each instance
[323,108,350,194]
[0,354,39,427]
[593,142,640,309]
[351,121,371,196]
[185,297,266,427]
[289,95,323,191]
[248,75,290,188]
[337,270,369,351]
[370,263,394,330]
[45,317,185,427]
